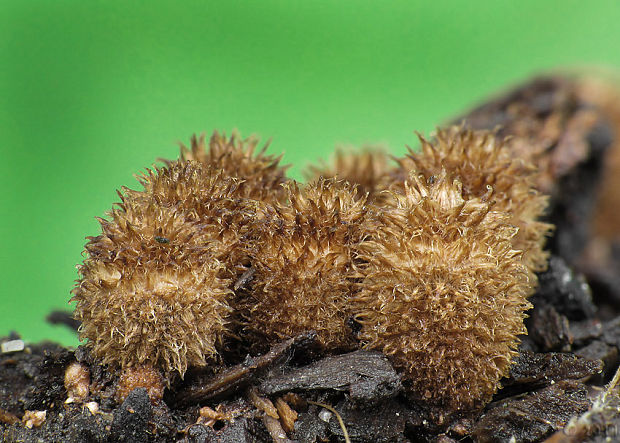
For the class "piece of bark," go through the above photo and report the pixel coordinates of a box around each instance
[528,305,574,352]
[258,350,401,404]
[574,341,619,382]
[472,380,591,443]
[531,256,597,321]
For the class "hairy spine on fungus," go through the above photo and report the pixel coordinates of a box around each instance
[305,148,393,202]
[72,187,232,378]
[353,173,533,410]
[243,178,368,351]
[178,131,289,204]
[393,127,553,272]
[72,131,289,381]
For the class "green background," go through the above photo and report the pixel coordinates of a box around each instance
[2,1,620,347]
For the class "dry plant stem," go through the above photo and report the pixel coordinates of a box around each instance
[262,415,293,443]
[171,332,316,408]
[307,400,351,443]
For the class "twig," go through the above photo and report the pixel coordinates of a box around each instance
[46,311,80,332]
[170,331,316,408]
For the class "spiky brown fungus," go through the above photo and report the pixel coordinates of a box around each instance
[305,148,393,202]
[392,127,553,272]
[178,130,289,204]
[353,172,533,410]
[72,131,289,384]
[72,166,234,380]
[242,178,368,351]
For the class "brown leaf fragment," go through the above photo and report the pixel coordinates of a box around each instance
[472,380,591,443]
[504,351,603,391]
[258,350,401,404]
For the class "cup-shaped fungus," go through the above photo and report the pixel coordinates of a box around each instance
[242,178,368,351]
[353,173,533,411]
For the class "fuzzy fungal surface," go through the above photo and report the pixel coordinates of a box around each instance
[3,75,620,442]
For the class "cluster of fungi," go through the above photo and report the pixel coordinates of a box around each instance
[71,123,554,414]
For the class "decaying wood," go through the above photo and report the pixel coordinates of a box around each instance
[170,332,317,408]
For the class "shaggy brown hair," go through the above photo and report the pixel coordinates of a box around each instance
[353,173,533,410]
[305,148,393,202]
[391,127,552,272]
[242,178,368,351]
[73,131,289,380]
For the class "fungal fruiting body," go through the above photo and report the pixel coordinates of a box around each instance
[305,148,393,202]
[178,131,289,204]
[350,127,552,410]
[353,173,533,410]
[72,132,289,383]
[72,126,551,413]
[394,127,553,272]
[242,178,368,351]
[72,166,233,379]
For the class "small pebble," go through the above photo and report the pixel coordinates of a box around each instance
[22,410,46,428]
[318,409,332,423]
[1,339,24,354]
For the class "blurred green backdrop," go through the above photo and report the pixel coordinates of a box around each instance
[2,0,620,347]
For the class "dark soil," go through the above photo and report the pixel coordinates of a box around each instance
[2,75,620,442]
